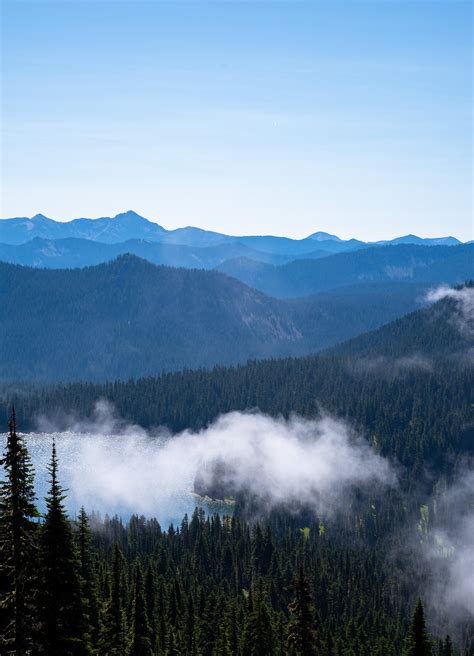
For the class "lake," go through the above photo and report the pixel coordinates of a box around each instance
[1,431,233,528]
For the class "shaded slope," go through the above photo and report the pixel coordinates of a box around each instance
[0,236,329,269]
[330,282,474,360]
[216,244,474,297]
[0,256,429,382]
[4,288,471,479]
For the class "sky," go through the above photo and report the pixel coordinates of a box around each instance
[1,0,472,241]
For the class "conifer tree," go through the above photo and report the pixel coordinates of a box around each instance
[214,611,233,656]
[185,593,196,654]
[287,565,318,656]
[402,598,432,656]
[166,628,181,656]
[144,563,157,650]
[225,599,240,656]
[37,440,90,655]
[0,410,39,655]
[130,561,152,656]
[100,543,128,656]
[443,635,453,656]
[197,590,218,656]
[77,507,101,646]
[243,579,275,656]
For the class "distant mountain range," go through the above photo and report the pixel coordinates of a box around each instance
[1,211,471,381]
[217,243,474,297]
[1,210,462,251]
[0,236,329,270]
[0,213,470,298]
[0,255,432,382]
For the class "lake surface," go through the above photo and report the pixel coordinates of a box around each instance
[1,431,232,528]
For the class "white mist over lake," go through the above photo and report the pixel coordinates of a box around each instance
[2,405,395,528]
[12,431,207,527]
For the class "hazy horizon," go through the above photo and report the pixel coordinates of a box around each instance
[2,0,472,241]
[0,207,469,242]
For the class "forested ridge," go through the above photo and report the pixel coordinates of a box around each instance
[1,289,473,654]
[6,355,472,482]
[216,243,473,297]
[0,256,436,382]
[5,287,472,456]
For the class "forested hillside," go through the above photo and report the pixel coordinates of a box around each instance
[5,288,473,478]
[2,306,473,654]
[0,256,431,381]
[217,244,474,297]
[330,282,474,359]
[1,287,473,654]
[2,429,463,655]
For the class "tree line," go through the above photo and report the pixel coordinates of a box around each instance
[4,352,472,485]
[1,413,470,655]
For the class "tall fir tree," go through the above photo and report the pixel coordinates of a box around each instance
[0,410,39,655]
[37,440,90,655]
[242,579,275,656]
[77,507,101,647]
[287,565,318,656]
[100,543,128,656]
[130,561,152,656]
[144,563,158,651]
[402,598,433,656]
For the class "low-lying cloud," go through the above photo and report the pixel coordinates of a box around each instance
[348,354,433,378]
[26,402,395,522]
[420,470,474,620]
[432,516,474,618]
[426,285,474,337]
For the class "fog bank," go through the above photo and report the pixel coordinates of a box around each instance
[22,402,395,522]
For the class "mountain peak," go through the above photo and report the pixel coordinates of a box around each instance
[31,213,51,221]
[113,210,148,221]
[308,231,341,242]
[382,234,461,247]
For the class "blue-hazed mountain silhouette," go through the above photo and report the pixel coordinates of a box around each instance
[0,231,470,303]
[216,243,473,297]
[0,236,329,269]
[0,210,461,253]
[0,255,432,382]
[0,211,166,244]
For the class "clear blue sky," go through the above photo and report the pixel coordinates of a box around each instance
[1,0,472,240]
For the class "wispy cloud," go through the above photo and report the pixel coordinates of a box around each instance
[30,402,395,520]
[426,285,474,337]
[421,470,474,620]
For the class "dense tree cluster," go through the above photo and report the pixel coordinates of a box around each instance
[1,293,473,653]
[5,352,472,487]
[1,414,473,655]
